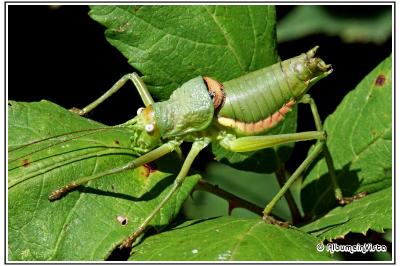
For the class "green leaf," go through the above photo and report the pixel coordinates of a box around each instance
[301,187,392,241]
[301,55,392,217]
[8,101,199,260]
[89,5,289,171]
[129,217,332,261]
[183,162,303,222]
[89,5,278,100]
[278,6,392,44]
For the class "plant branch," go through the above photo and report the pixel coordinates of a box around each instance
[195,179,287,223]
[275,163,302,224]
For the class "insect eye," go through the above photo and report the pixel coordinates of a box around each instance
[137,107,145,115]
[145,124,155,133]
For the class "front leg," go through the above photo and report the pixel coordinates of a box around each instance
[72,72,154,116]
[120,138,210,248]
[48,141,179,201]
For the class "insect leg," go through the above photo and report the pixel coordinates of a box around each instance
[72,72,154,116]
[299,94,345,203]
[219,131,326,219]
[263,141,325,217]
[120,138,209,248]
[48,140,180,201]
[219,131,325,152]
[300,95,365,204]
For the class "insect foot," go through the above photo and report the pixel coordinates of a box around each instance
[48,182,79,201]
[262,215,291,228]
[69,107,85,116]
[338,191,368,205]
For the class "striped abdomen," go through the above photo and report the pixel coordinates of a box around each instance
[215,46,332,136]
[217,61,299,136]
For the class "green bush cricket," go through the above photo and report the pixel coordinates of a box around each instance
[19,46,348,248]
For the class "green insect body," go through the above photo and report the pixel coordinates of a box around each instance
[42,46,341,248]
[132,46,332,152]
[152,76,214,138]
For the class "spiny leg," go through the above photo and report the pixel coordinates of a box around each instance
[72,72,154,116]
[48,141,180,201]
[299,95,341,199]
[120,139,209,248]
[263,94,361,218]
[219,130,326,219]
[263,141,325,216]
[299,94,365,204]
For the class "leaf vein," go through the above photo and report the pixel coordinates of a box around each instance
[247,6,256,71]
[203,6,246,72]
[230,220,262,260]
[49,156,99,259]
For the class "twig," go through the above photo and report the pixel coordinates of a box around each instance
[275,163,302,224]
[195,179,287,222]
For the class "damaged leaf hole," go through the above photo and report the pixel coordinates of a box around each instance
[117,215,128,226]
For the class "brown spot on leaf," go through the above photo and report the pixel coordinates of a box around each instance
[22,159,30,167]
[144,163,157,174]
[138,166,148,178]
[114,140,120,145]
[138,163,157,178]
[115,22,130,33]
[375,74,386,86]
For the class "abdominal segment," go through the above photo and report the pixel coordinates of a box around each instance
[217,99,295,135]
